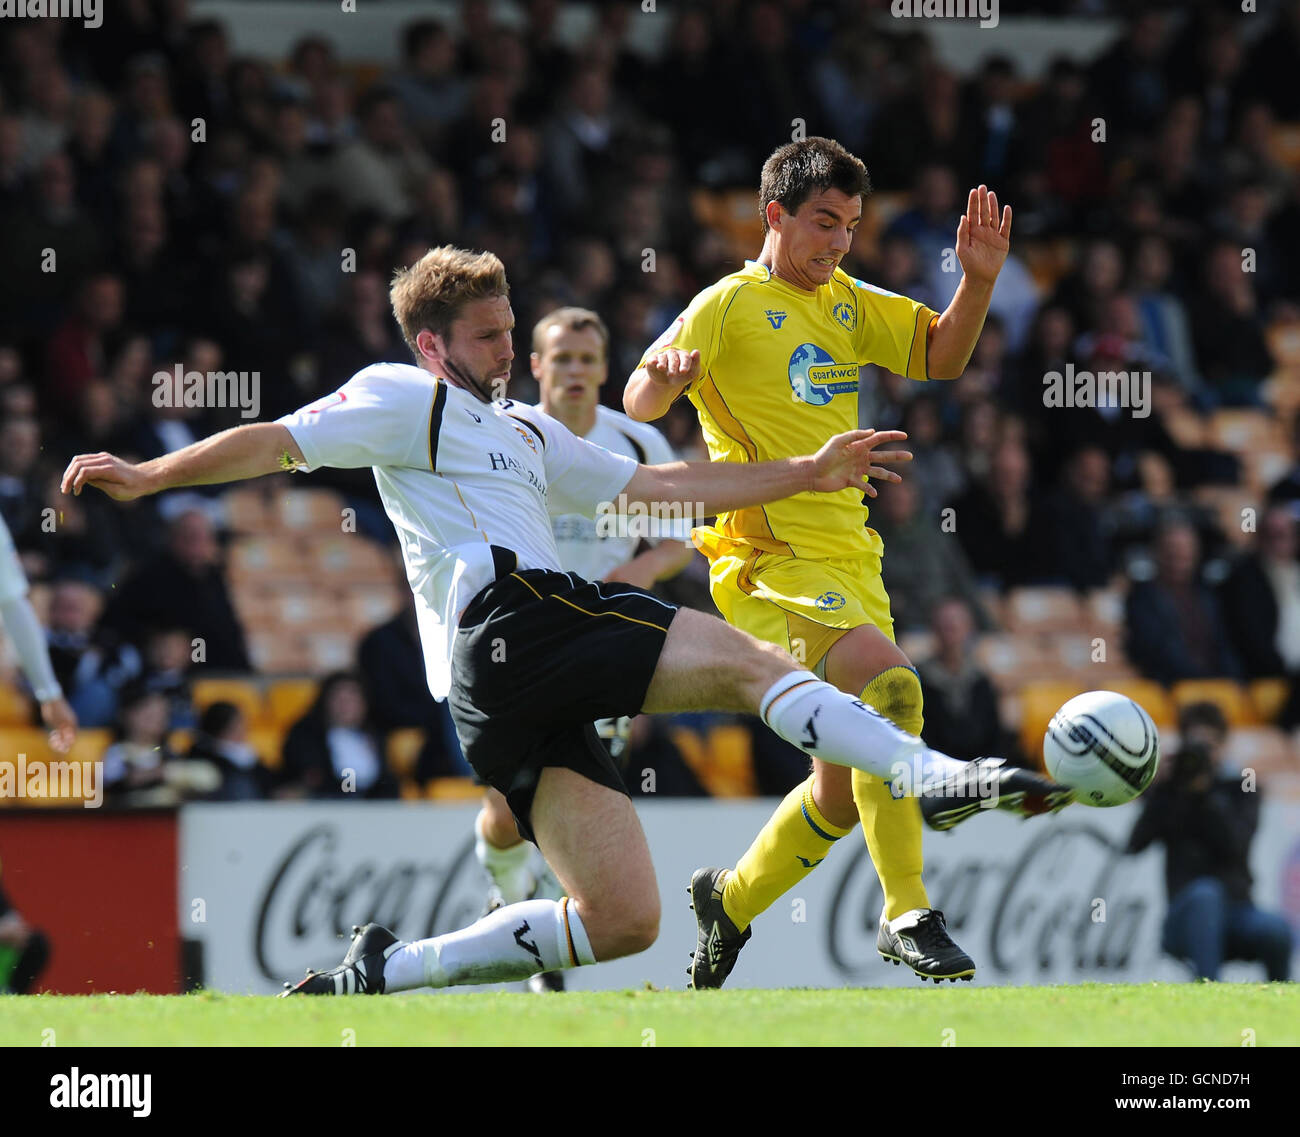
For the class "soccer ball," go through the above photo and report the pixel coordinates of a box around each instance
[1043,690,1160,807]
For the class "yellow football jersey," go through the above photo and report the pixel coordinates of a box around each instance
[643,260,937,561]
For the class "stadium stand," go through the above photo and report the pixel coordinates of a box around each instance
[2,1,1300,802]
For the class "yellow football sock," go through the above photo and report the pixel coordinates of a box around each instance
[855,665,929,920]
[721,776,854,931]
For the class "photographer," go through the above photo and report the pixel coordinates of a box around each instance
[1126,702,1292,981]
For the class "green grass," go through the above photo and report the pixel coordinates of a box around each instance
[1,984,1296,1046]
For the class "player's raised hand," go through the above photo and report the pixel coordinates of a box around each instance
[956,185,1011,285]
[61,452,151,501]
[809,429,910,496]
[644,348,701,390]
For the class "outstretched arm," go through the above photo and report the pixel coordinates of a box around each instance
[61,423,305,501]
[928,185,1011,379]
[620,429,910,518]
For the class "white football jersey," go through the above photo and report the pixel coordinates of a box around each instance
[278,363,638,699]
[547,404,690,580]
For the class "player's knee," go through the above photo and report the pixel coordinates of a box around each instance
[860,664,924,736]
[477,801,522,849]
[584,898,660,960]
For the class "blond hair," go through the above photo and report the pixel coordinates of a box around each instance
[389,246,509,357]
[531,306,609,357]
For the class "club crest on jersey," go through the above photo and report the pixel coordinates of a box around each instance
[648,315,684,353]
[765,309,788,328]
[788,343,859,405]
[815,591,847,612]
[512,424,538,453]
[833,301,856,331]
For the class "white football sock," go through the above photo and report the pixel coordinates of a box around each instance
[759,670,967,789]
[474,813,534,905]
[383,898,596,991]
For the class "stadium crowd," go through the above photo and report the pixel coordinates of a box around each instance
[1,0,1300,802]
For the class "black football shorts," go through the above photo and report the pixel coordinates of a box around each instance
[448,552,678,843]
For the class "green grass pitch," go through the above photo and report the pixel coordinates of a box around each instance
[1,984,1296,1046]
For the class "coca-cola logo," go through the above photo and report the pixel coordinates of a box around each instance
[252,824,486,980]
[825,821,1155,978]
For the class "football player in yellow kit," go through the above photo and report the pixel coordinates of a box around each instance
[625,137,1029,987]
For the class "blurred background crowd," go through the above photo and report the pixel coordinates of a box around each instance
[2,0,1300,806]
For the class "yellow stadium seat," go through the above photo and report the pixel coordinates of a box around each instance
[386,728,425,779]
[1170,679,1257,727]
[425,777,482,801]
[1249,677,1290,724]
[1003,588,1085,633]
[191,678,266,725]
[303,630,357,672]
[1016,680,1083,767]
[1105,679,1176,729]
[277,489,347,531]
[0,684,33,727]
[247,632,314,674]
[0,728,111,807]
[228,536,310,581]
[223,486,275,533]
[247,726,285,770]
[266,679,318,727]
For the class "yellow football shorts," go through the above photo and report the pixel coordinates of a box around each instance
[707,546,896,672]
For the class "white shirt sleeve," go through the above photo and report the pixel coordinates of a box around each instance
[515,407,637,519]
[276,366,435,472]
[631,425,695,544]
[0,515,28,604]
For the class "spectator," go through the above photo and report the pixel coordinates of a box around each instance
[43,271,124,410]
[916,597,1009,763]
[873,478,992,635]
[102,509,251,671]
[138,626,198,731]
[280,672,399,799]
[357,602,470,780]
[319,270,408,391]
[1126,702,1292,982]
[333,88,432,224]
[0,152,105,329]
[186,701,274,801]
[1034,445,1116,593]
[45,576,141,728]
[102,683,200,805]
[1189,240,1274,405]
[1125,520,1241,684]
[949,438,1050,590]
[0,417,44,538]
[1220,505,1300,680]
[391,19,469,147]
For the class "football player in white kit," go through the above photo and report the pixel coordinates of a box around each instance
[474,306,696,992]
[0,515,77,753]
[62,246,1068,997]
